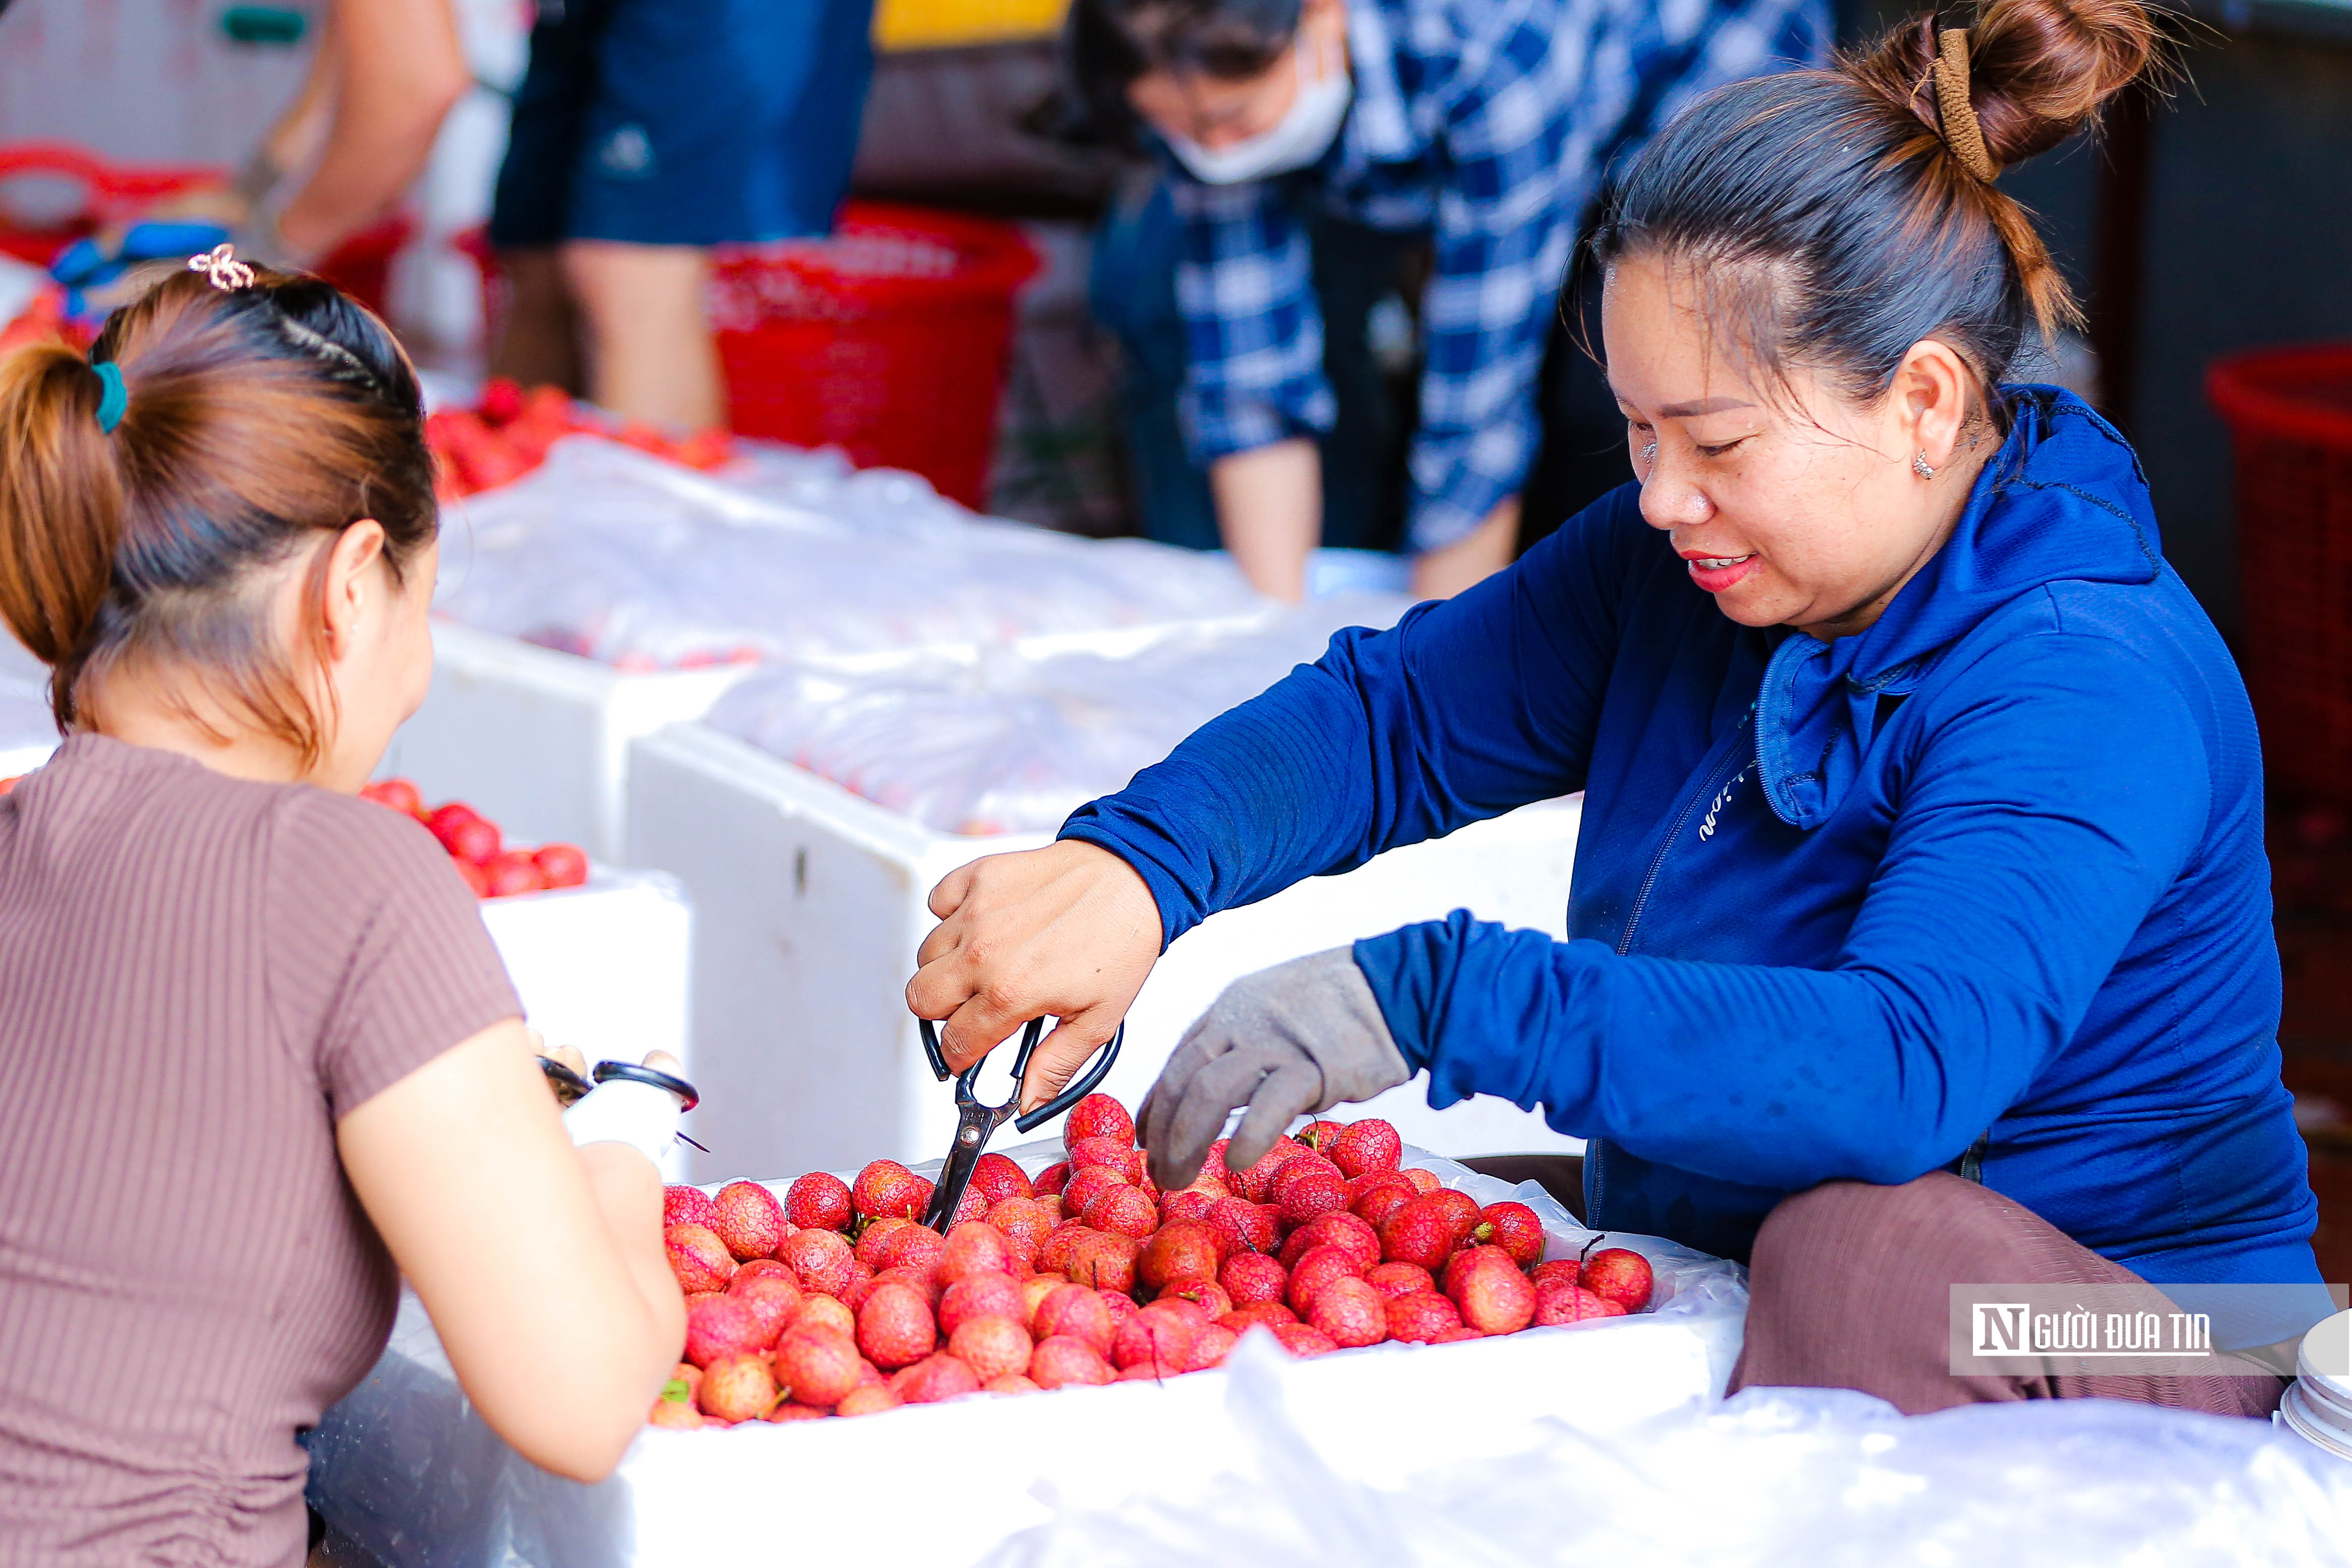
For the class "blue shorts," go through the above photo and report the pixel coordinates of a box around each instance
[489,0,876,249]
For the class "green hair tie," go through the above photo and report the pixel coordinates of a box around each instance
[90,360,128,435]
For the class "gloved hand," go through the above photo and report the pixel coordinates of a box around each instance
[1139,948,1410,1191]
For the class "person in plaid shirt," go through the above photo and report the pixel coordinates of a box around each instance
[1074,0,1829,599]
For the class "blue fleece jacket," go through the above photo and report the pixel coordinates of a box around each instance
[1063,389,2321,1297]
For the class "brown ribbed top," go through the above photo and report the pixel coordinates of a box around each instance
[0,733,519,1567]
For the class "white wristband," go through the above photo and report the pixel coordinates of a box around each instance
[562,1078,682,1164]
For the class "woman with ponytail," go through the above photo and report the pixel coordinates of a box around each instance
[0,257,684,1566]
[914,0,2333,1413]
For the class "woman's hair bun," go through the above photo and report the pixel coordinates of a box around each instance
[1853,0,2161,172]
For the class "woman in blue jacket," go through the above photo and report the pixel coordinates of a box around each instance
[910,0,2327,1414]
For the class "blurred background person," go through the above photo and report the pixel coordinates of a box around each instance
[483,0,879,430]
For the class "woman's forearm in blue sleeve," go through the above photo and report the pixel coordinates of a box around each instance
[1356,631,2210,1190]
[1060,495,1642,948]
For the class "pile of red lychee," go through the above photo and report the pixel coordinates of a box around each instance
[652,1095,1654,1427]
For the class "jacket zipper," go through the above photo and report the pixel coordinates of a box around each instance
[1615,709,1755,957]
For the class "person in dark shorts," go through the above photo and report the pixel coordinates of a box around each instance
[487,0,878,428]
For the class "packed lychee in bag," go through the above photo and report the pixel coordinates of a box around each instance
[655,1095,1663,1428]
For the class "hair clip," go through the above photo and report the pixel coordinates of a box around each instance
[188,243,257,292]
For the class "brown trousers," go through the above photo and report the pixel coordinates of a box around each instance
[1727,1171,2289,1418]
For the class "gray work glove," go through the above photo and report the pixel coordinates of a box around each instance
[1139,947,1411,1191]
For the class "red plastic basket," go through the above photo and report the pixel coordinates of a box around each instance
[2207,344,2352,806]
[0,142,410,320]
[710,203,1038,509]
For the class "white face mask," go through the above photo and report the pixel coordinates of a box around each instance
[1163,31,1353,185]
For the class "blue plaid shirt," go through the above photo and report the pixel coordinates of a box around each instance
[1168,0,1830,552]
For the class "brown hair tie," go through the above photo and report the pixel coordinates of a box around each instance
[1933,28,1999,182]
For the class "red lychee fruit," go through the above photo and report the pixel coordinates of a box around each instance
[983,1196,1056,1270]
[873,1222,945,1276]
[648,1381,703,1429]
[1206,1196,1279,1259]
[936,1219,1014,1284]
[1035,1222,1094,1277]
[665,1223,736,1294]
[985,1373,1042,1395]
[724,1273,803,1346]
[664,1185,720,1231]
[1083,1184,1158,1240]
[783,1171,852,1232]
[874,1264,944,1308]
[1403,1168,1442,1195]
[1034,1160,1073,1197]
[835,1384,902,1416]
[1268,1323,1340,1358]
[1268,1150,1344,1204]
[1579,1247,1655,1313]
[1171,1280,1234,1320]
[1363,1261,1436,1299]
[1273,1168,1349,1229]
[1328,1119,1403,1179]
[1219,1251,1289,1308]
[793,1294,856,1336]
[1430,1325,1483,1344]
[851,1160,929,1222]
[891,1352,982,1404]
[1422,1187,1483,1241]
[1112,1309,1197,1372]
[1064,1092,1136,1148]
[1137,1220,1221,1295]
[1228,1142,1303,1203]
[971,1151,1034,1206]
[1379,1196,1464,1272]
[1019,1274,1065,1328]
[1296,1119,1349,1153]
[1349,1173,1419,1228]
[1029,1335,1115,1389]
[949,1184,988,1227]
[1531,1258,1583,1291]
[777,1227,855,1297]
[767,1403,827,1424]
[947,1315,1033,1382]
[1307,1276,1388,1348]
[773,1326,863,1407]
[938,1270,1025,1336]
[711,1180,788,1261]
[1033,1283,1116,1353]
[1180,1323,1239,1371]
[1285,1243,1367,1316]
[1219,1302,1300,1334]
[1065,1231,1139,1294]
[1098,1288,1140,1327]
[1533,1281,1618,1326]
[853,1215,914,1269]
[856,1281,937,1370]
[698,1354,780,1422]
[1159,1188,1217,1226]
[840,1276,881,1315]
[733,1257,794,1286]
[1061,1164,1132,1219]
[1447,1246,1536,1336]
[1279,1211,1381,1272]
[1385,1291,1465,1343]
[1067,1135,1143,1181]
[1471,1202,1546,1269]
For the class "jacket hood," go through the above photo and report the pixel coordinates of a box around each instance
[1757,387,2163,828]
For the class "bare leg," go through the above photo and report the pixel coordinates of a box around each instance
[1409,497,1519,601]
[558,241,723,429]
[489,248,581,395]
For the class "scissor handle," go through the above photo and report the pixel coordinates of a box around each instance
[591,1058,700,1112]
[920,1014,1050,1086]
[1011,1022,1122,1134]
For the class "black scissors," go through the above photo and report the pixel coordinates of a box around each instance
[919,1016,1122,1232]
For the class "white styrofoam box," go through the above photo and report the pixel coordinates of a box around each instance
[624,721,1586,1183]
[304,1148,1744,1568]
[479,869,694,1181]
[380,622,760,863]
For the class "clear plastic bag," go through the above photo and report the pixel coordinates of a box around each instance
[702,594,1412,833]
[430,438,1270,671]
